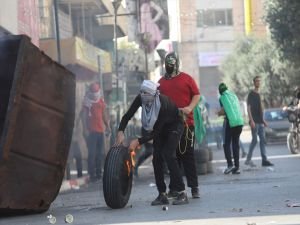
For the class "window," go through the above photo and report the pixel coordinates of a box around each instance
[203,10,215,26]
[226,9,233,25]
[197,9,233,27]
[215,10,226,26]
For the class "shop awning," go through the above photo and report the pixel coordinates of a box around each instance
[40,36,112,73]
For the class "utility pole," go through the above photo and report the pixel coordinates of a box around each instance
[111,0,122,124]
[53,0,61,63]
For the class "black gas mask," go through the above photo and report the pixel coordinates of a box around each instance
[164,52,178,79]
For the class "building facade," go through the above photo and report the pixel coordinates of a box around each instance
[0,0,40,46]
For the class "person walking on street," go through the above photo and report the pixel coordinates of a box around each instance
[115,80,189,206]
[217,83,244,174]
[66,112,84,179]
[245,76,274,167]
[222,120,247,158]
[82,82,110,182]
[158,52,200,199]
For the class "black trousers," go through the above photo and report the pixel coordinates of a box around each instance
[152,121,185,193]
[223,123,243,168]
[173,126,198,189]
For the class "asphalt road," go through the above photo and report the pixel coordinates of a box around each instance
[1,131,300,225]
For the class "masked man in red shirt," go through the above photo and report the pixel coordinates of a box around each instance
[82,83,110,182]
[158,52,201,199]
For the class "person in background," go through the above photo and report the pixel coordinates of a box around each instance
[115,80,189,206]
[283,86,300,110]
[217,83,244,174]
[158,52,200,199]
[82,82,110,182]
[222,118,247,158]
[245,76,274,167]
[66,114,83,180]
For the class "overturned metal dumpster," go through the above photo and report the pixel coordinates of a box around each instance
[0,35,75,214]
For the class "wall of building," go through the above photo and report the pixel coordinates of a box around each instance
[232,0,245,37]
[0,0,40,46]
[0,1,18,34]
[177,0,199,84]
[18,0,40,46]
[251,0,266,37]
[196,0,235,112]
[233,0,266,37]
[196,0,232,9]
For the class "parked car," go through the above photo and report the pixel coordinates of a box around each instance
[264,108,290,144]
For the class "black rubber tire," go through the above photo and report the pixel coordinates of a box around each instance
[196,162,207,175]
[208,148,213,161]
[103,146,133,209]
[206,161,214,173]
[195,148,209,163]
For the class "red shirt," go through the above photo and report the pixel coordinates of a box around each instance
[84,99,106,133]
[158,72,200,126]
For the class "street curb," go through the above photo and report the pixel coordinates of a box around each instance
[59,176,90,192]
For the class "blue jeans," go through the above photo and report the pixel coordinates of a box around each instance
[246,124,267,162]
[87,132,104,178]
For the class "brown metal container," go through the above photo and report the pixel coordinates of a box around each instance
[0,35,75,214]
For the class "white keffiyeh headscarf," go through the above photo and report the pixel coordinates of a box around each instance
[140,80,161,131]
[83,89,101,116]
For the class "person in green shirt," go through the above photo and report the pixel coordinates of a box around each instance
[217,83,244,174]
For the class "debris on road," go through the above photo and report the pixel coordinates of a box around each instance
[149,183,156,187]
[47,214,56,224]
[286,202,300,207]
[266,167,275,172]
[65,214,74,223]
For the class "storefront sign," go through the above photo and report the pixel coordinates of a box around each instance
[198,51,229,67]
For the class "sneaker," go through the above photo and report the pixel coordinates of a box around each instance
[262,160,274,167]
[172,192,189,205]
[151,193,169,206]
[245,160,256,167]
[241,152,247,158]
[191,187,200,199]
[167,190,179,199]
[224,166,234,174]
[231,167,241,174]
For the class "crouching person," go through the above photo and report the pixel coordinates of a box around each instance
[114,80,188,206]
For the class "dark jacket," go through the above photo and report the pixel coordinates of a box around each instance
[118,94,183,144]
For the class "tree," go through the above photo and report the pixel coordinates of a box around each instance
[264,0,300,66]
[220,37,300,107]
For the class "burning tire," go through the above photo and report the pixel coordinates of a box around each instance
[103,146,133,209]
